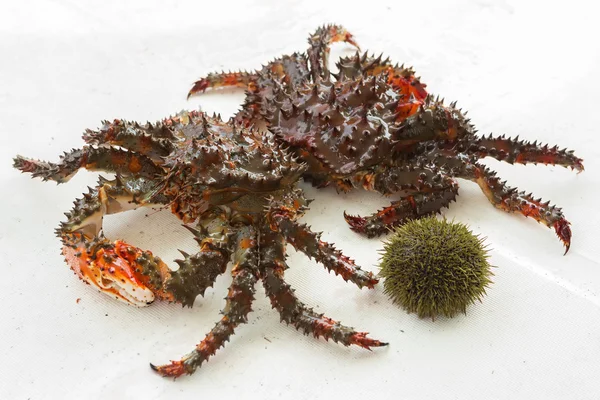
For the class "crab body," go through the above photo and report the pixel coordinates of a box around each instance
[12,23,585,379]
[14,110,384,377]
[188,25,583,253]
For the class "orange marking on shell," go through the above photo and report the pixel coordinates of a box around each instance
[518,203,542,219]
[349,332,384,350]
[95,247,147,287]
[62,245,92,281]
[376,202,405,225]
[310,315,337,340]
[112,152,127,164]
[270,63,285,77]
[62,240,168,304]
[396,101,421,121]
[387,74,412,96]
[360,173,376,191]
[327,26,358,48]
[197,331,220,355]
[128,157,142,173]
[223,76,238,86]
[407,195,417,210]
[239,238,255,249]
[153,360,187,378]
[113,241,174,302]
[369,65,389,76]
[292,199,303,210]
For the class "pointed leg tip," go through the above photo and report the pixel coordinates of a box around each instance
[563,242,571,255]
[350,332,388,349]
[187,88,202,99]
[343,211,367,233]
[150,361,187,378]
[348,39,361,51]
[187,88,198,100]
[12,155,30,172]
[364,277,380,289]
[188,80,209,99]
[553,218,572,255]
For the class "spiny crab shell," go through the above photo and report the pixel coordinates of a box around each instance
[188,25,583,253]
[13,110,385,378]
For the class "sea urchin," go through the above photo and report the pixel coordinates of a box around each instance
[379,216,493,320]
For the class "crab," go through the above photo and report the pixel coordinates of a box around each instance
[13,110,385,378]
[188,25,584,253]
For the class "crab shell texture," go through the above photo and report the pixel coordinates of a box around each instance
[14,110,385,377]
[15,111,305,306]
[188,25,583,253]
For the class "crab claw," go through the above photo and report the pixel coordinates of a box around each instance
[343,211,367,233]
[553,218,572,255]
[62,241,157,306]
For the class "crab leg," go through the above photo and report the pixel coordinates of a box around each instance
[344,188,459,237]
[82,119,173,162]
[13,146,160,183]
[260,241,386,349]
[343,165,459,237]
[463,134,584,172]
[268,212,378,289]
[166,216,234,307]
[308,24,360,81]
[432,154,572,253]
[188,70,258,98]
[151,227,258,378]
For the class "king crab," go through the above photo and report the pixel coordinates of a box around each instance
[188,25,583,253]
[13,110,385,377]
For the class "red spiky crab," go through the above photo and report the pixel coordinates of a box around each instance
[189,25,584,253]
[13,110,385,378]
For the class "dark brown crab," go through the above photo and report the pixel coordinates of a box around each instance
[13,110,384,378]
[188,25,583,253]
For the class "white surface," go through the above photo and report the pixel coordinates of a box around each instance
[1,1,600,399]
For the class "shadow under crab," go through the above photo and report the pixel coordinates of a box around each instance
[189,24,583,254]
[13,110,384,378]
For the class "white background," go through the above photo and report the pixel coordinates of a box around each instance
[1,1,599,399]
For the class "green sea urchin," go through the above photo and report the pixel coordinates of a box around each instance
[379,216,493,319]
